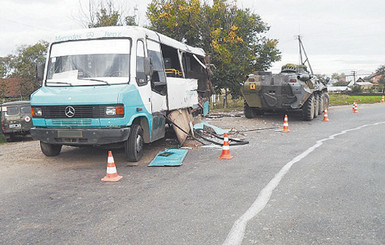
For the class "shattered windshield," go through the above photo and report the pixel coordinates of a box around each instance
[46,39,131,86]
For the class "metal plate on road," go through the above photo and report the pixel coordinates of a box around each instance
[57,130,83,138]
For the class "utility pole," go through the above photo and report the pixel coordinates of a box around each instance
[351,71,356,85]
[297,35,314,75]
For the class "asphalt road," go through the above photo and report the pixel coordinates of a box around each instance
[0,103,384,245]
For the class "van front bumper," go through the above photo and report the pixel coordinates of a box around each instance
[30,127,131,145]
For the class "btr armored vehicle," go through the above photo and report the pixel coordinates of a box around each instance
[241,36,329,121]
[241,64,329,120]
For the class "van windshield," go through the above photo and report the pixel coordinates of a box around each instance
[46,39,131,86]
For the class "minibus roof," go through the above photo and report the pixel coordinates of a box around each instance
[53,26,205,57]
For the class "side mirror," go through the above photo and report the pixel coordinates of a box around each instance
[144,57,153,76]
[325,77,330,84]
[36,63,44,81]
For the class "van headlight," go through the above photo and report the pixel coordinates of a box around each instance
[32,107,43,117]
[105,105,124,117]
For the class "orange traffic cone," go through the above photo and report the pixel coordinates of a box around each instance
[381,95,384,103]
[101,151,123,182]
[281,114,290,132]
[353,101,358,113]
[219,133,233,160]
[322,108,329,121]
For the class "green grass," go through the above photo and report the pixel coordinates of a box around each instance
[329,94,383,106]
[209,94,383,113]
[210,97,244,113]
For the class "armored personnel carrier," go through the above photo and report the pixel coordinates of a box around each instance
[241,37,329,121]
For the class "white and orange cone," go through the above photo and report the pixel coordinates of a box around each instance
[353,101,358,113]
[322,107,329,122]
[101,151,123,182]
[219,133,233,160]
[281,114,290,132]
[381,95,384,103]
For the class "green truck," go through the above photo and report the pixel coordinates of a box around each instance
[1,101,33,141]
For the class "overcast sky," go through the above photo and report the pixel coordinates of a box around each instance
[1,0,384,77]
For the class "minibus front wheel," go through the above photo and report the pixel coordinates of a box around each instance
[124,124,144,162]
[40,141,62,156]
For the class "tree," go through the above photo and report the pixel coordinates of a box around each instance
[88,1,122,28]
[331,73,346,82]
[79,0,138,28]
[2,41,48,99]
[147,0,281,98]
[375,65,385,75]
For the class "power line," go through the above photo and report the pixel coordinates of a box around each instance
[0,17,54,32]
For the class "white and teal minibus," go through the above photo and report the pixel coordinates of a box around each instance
[31,26,210,161]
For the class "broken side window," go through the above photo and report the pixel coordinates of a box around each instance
[182,52,209,96]
[161,44,183,78]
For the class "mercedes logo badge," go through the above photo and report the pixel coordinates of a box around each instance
[65,106,75,118]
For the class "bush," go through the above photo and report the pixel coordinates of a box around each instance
[351,85,363,93]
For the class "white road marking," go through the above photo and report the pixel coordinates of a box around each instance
[223,121,385,245]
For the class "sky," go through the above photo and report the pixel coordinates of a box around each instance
[1,0,384,78]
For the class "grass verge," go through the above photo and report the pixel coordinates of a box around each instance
[329,94,383,106]
[210,94,383,112]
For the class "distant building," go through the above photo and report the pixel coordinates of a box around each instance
[327,84,351,92]
[355,78,373,89]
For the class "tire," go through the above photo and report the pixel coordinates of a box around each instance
[125,124,144,162]
[303,94,315,121]
[4,134,12,142]
[314,93,319,118]
[254,108,265,115]
[323,92,330,109]
[318,93,324,115]
[40,141,62,156]
[244,100,256,119]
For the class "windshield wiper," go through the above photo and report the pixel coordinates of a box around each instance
[46,81,73,86]
[79,78,110,85]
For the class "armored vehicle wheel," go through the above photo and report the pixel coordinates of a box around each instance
[40,141,62,156]
[244,100,256,118]
[322,92,330,109]
[125,124,144,162]
[303,94,315,121]
[314,93,319,118]
[317,93,323,115]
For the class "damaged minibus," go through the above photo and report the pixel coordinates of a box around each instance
[31,26,211,161]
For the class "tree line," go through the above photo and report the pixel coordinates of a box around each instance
[3,0,281,101]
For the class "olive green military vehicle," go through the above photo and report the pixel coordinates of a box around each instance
[241,64,329,121]
[241,36,329,121]
[1,101,33,141]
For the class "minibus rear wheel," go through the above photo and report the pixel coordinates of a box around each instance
[125,124,144,162]
[40,141,62,156]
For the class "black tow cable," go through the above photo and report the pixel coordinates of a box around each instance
[193,129,249,146]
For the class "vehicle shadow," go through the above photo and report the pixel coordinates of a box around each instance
[53,129,181,167]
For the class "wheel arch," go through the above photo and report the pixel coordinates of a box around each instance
[131,116,150,143]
